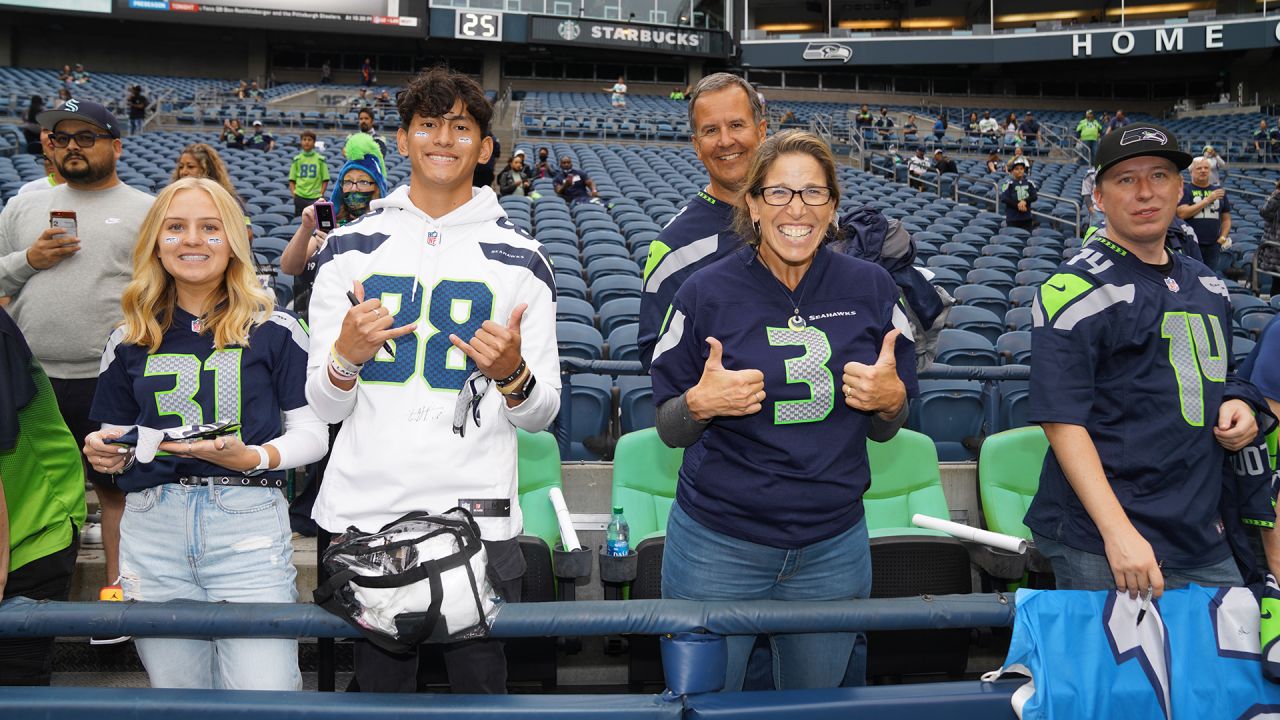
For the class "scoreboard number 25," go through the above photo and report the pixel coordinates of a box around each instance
[456,10,502,41]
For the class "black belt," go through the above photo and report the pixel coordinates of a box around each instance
[177,476,286,490]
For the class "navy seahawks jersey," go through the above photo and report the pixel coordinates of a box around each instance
[638,190,744,371]
[998,585,1280,719]
[1026,234,1257,567]
[1179,184,1232,250]
[91,307,309,491]
[650,245,918,548]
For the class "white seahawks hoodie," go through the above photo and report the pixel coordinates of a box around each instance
[306,186,560,538]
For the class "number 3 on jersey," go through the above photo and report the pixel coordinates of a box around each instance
[358,274,493,391]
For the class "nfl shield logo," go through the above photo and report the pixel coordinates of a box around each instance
[191,319,202,332]
[1164,277,1179,292]
[427,230,440,246]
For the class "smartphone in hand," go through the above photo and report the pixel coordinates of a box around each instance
[49,210,77,240]
[314,200,336,232]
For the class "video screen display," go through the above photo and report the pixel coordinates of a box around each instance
[113,0,427,36]
[0,0,111,13]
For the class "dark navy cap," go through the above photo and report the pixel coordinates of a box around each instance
[1094,123,1191,179]
[36,98,121,139]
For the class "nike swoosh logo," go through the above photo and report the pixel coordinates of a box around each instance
[1263,610,1274,620]
[1046,283,1066,292]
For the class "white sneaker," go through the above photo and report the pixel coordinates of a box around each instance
[81,522,103,548]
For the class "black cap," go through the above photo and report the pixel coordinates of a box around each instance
[1094,123,1191,179]
[36,98,121,139]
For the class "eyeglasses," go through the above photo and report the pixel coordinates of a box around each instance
[48,131,114,148]
[341,179,376,191]
[758,186,834,206]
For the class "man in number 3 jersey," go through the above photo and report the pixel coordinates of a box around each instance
[1025,123,1269,599]
[304,68,560,693]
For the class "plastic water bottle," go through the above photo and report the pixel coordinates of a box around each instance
[606,506,630,557]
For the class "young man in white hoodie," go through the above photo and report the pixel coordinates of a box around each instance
[305,67,560,693]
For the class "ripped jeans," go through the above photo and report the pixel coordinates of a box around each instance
[119,483,301,690]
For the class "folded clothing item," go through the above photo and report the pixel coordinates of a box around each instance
[110,420,242,463]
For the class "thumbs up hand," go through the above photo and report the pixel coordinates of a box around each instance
[686,337,766,421]
[842,329,907,417]
[450,303,528,381]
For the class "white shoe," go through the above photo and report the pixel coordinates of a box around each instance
[81,522,103,547]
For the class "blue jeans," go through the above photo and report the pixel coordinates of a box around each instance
[1032,532,1242,590]
[119,483,301,690]
[1082,139,1098,165]
[661,502,872,691]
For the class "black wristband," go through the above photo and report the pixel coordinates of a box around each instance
[493,358,527,386]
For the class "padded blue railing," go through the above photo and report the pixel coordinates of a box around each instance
[0,594,1023,719]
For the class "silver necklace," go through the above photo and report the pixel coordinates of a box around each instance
[760,254,808,330]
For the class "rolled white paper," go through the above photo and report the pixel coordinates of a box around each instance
[548,487,582,551]
[911,513,1027,554]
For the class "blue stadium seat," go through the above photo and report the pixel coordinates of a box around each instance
[908,378,985,461]
[927,267,964,295]
[591,274,641,308]
[972,256,1018,272]
[556,322,604,361]
[997,370,1032,431]
[953,285,1010,317]
[995,331,1032,365]
[965,268,1015,295]
[556,297,595,327]
[1008,286,1039,308]
[555,273,588,301]
[586,256,641,283]
[1014,270,1049,287]
[564,373,613,461]
[945,306,1004,344]
[607,323,640,363]
[598,297,640,337]
[935,329,1000,367]
[1004,307,1034,332]
[617,375,654,434]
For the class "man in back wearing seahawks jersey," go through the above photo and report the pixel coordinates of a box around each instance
[638,73,766,371]
[1026,123,1265,599]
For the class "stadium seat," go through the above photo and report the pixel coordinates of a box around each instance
[1233,337,1257,365]
[953,284,1010,318]
[935,329,1000,367]
[617,375,654,434]
[977,426,1053,586]
[863,429,972,679]
[995,331,1032,365]
[1238,312,1272,341]
[556,322,604,361]
[590,274,642,308]
[564,373,613,461]
[607,323,640,363]
[1014,270,1049,287]
[965,268,1015,295]
[556,297,596,327]
[598,297,640,337]
[1008,286,1039,308]
[945,306,1004,344]
[1004,307,1034,332]
[908,378,985,461]
[555,273,589,301]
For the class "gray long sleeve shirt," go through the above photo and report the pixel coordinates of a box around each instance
[0,182,153,379]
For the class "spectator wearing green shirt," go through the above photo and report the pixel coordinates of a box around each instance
[1076,110,1102,165]
[0,307,86,685]
[289,130,330,217]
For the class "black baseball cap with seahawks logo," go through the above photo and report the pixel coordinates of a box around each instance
[1094,122,1191,179]
[36,98,121,139]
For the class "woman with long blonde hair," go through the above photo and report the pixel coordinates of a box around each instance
[82,177,327,690]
